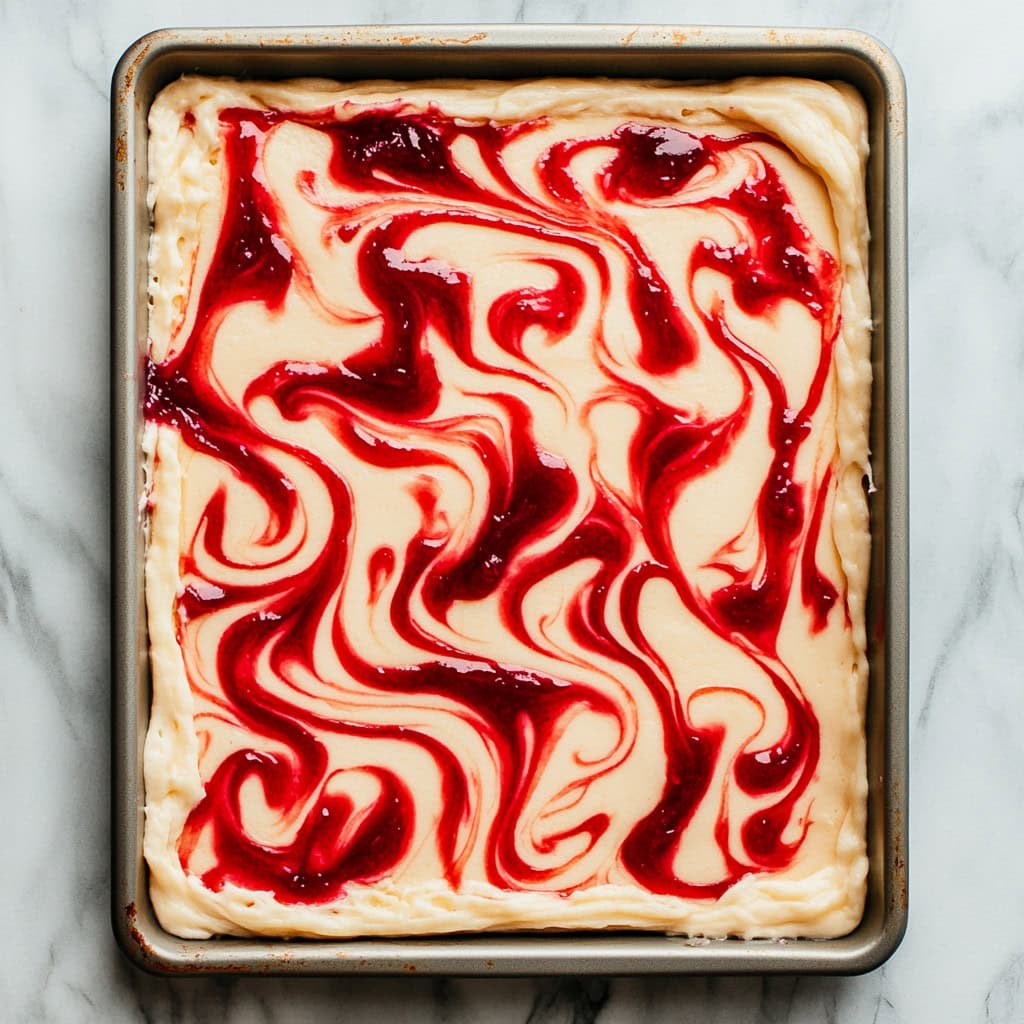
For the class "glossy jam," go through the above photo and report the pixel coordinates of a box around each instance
[147,105,844,904]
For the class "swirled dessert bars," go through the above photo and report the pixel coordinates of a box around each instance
[143,76,872,939]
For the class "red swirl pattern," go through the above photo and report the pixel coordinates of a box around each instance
[146,100,846,906]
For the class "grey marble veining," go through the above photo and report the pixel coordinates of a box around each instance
[3,0,1023,1018]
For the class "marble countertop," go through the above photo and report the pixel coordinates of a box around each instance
[1,0,1018,1019]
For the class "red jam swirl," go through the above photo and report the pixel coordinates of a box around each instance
[147,104,844,904]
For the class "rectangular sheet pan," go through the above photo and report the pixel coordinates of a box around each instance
[111,24,908,975]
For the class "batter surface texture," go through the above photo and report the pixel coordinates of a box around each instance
[143,75,872,939]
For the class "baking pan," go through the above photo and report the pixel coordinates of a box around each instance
[111,24,907,975]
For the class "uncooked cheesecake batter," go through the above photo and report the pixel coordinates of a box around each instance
[143,75,872,939]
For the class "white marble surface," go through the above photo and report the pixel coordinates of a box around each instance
[0,0,1019,1019]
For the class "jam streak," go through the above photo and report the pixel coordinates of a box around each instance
[147,105,846,903]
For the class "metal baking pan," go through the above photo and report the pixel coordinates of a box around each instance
[111,24,907,975]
